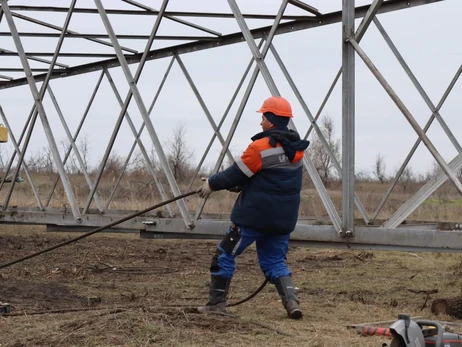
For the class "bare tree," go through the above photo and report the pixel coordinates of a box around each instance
[42,146,54,173]
[355,168,371,182]
[103,152,125,179]
[25,147,54,173]
[373,153,387,183]
[78,134,91,173]
[426,161,441,181]
[397,166,414,193]
[167,122,194,182]
[309,115,341,186]
[59,134,91,175]
[128,149,145,174]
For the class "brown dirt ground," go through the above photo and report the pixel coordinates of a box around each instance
[1,224,462,347]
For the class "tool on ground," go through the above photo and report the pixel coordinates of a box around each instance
[387,313,462,347]
[358,326,392,337]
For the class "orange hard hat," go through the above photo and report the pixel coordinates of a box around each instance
[256,96,293,118]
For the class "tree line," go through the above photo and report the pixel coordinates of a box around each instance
[0,117,459,190]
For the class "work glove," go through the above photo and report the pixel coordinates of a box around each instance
[197,178,213,199]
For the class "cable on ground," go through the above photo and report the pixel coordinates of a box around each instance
[0,190,269,308]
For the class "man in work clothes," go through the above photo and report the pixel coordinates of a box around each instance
[196,96,309,319]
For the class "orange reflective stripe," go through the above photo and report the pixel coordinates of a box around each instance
[237,137,304,175]
[238,140,265,175]
[291,150,304,163]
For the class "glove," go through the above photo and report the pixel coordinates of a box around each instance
[196,178,213,199]
[227,186,242,193]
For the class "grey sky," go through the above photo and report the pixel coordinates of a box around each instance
[0,0,460,178]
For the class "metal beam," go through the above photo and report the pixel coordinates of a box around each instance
[0,0,82,221]
[0,32,220,41]
[303,70,341,140]
[373,17,461,153]
[0,68,64,72]
[0,107,43,209]
[46,85,104,212]
[270,43,370,224]
[45,71,105,207]
[224,0,343,231]
[6,5,316,19]
[193,5,289,220]
[383,153,462,229]
[103,68,175,216]
[288,0,321,16]
[372,25,462,219]
[0,209,460,253]
[10,11,138,54]
[0,105,36,195]
[0,0,445,90]
[185,39,265,193]
[349,38,462,196]
[342,0,356,234]
[121,0,222,37]
[92,0,193,228]
[143,220,462,253]
[0,51,117,58]
[174,54,235,164]
[374,64,462,219]
[0,47,69,68]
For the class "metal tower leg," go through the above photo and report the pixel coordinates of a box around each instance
[349,39,462,196]
[103,68,175,216]
[0,107,43,209]
[47,85,104,211]
[1,0,82,220]
[342,0,356,234]
[45,71,105,208]
[93,0,193,227]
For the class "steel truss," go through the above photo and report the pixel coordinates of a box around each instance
[0,0,460,253]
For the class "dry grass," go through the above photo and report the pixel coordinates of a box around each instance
[2,173,462,345]
[4,173,462,223]
[0,173,462,222]
[1,225,462,346]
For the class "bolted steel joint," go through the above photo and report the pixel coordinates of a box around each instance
[338,229,354,238]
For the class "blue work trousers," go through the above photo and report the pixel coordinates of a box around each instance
[211,225,291,282]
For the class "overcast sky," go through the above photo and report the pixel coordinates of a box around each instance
[0,0,461,178]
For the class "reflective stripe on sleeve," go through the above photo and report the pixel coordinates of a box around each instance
[236,157,255,177]
[261,147,284,158]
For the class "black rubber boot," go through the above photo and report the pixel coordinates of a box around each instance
[274,275,303,319]
[197,275,231,313]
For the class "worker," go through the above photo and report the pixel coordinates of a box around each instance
[196,96,309,319]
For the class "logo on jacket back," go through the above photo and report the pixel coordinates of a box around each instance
[279,154,288,163]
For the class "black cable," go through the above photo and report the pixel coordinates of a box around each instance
[0,191,197,270]
[0,189,269,308]
[226,279,269,307]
